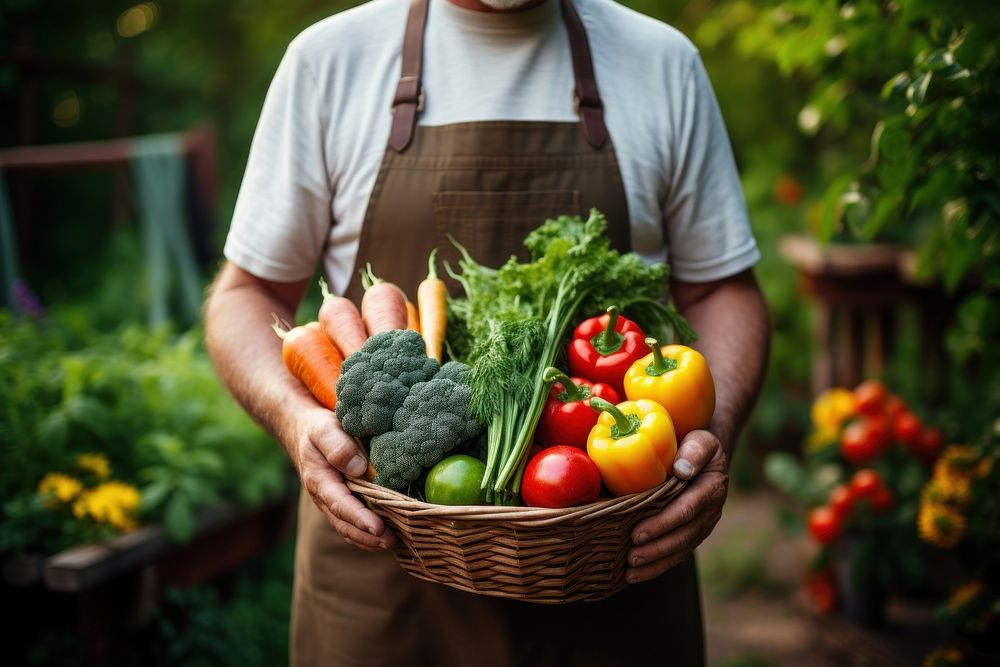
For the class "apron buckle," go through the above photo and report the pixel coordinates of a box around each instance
[392,76,425,114]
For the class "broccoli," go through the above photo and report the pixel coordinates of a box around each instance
[435,360,471,384]
[335,330,440,438]
[369,378,484,491]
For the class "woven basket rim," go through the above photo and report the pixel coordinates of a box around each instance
[347,476,685,527]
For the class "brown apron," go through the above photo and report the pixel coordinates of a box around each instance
[292,1,704,664]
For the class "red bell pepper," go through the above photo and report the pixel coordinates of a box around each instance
[567,306,647,396]
[535,367,620,449]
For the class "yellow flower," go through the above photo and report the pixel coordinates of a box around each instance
[938,445,982,479]
[72,481,142,532]
[922,476,971,508]
[38,473,84,505]
[947,581,984,613]
[918,502,966,549]
[76,453,111,480]
[811,388,856,433]
[922,646,962,667]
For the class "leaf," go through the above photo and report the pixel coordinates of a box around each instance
[37,410,69,449]
[906,71,933,107]
[881,72,911,101]
[164,495,196,542]
[819,175,856,242]
[64,396,113,439]
[139,479,172,514]
[763,452,802,495]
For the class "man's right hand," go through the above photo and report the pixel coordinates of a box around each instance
[290,404,397,552]
[204,262,397,553]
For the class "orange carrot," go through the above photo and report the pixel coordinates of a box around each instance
[417,249,447,362]
[272,315,343,411]
[405,300,420,333]
[359,264,408,335]
[318,278,368,356]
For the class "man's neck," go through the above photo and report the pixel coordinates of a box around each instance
[446,0,550,13]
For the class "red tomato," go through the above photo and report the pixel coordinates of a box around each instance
[869,486,893,512]
[807,506,841,544]
[521,446,602,509]
[912,427,945,461]
[841,417,889,465]
[892,411,923,445]
[804,570,838,614]
[883,394,908,419]
[828,484,855,520]
[853,380,886,416]
[850,469,884,498]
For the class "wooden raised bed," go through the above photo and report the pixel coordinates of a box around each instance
[2,488,298,666]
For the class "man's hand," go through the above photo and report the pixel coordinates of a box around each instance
[290,406,396,552]
[625,431,728,583]
[204,262,397,553]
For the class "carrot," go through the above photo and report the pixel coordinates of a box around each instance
[405,300,420,333]
[271,315,344,411]
[318,278,368,356]
[417,249,447,362]
[359,264,408,335]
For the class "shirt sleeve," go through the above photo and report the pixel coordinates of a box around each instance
[662,55,760,283]
[223,40,331,283]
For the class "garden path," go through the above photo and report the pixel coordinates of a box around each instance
[700,489,943,667]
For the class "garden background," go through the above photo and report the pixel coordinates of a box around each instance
[1,0,997,665]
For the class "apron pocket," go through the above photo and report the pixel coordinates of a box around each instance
[433,190,582,266]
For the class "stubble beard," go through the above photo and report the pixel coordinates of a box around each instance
[476,0,541,10]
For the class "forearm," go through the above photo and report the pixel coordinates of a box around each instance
[673,271,770,456]
[203,268,316,462]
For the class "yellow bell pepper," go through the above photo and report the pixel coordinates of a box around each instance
[623,338,715,439]
[587,397,677,496]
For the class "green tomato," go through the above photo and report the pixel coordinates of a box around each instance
[424,455,487,506]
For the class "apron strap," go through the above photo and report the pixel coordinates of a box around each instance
[390,0,430,152]
[389,0,609,152]
[560,0,608,148]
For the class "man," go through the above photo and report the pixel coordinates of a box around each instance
[204,0,770,664]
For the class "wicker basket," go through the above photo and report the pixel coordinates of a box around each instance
[346,477,686,604]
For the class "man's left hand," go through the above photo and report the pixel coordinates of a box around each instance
[625,430,729,583]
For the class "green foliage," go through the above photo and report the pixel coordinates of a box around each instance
[0,312,289,554]
[148,541,294,667]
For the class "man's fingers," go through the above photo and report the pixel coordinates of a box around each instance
[628,506,720,567]
[632,470,728,544]
[626,551,694,584]
[311,471,390,539]
[312,417,369,478]
[672,430,720,479]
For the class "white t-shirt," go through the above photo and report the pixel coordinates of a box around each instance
[224,0,760,293]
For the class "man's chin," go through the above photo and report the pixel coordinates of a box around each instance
[476,0,542,10]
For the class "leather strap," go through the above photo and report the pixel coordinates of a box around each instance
[560,0,607,148]
[389,0,608,152]
[390,0,429,152]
